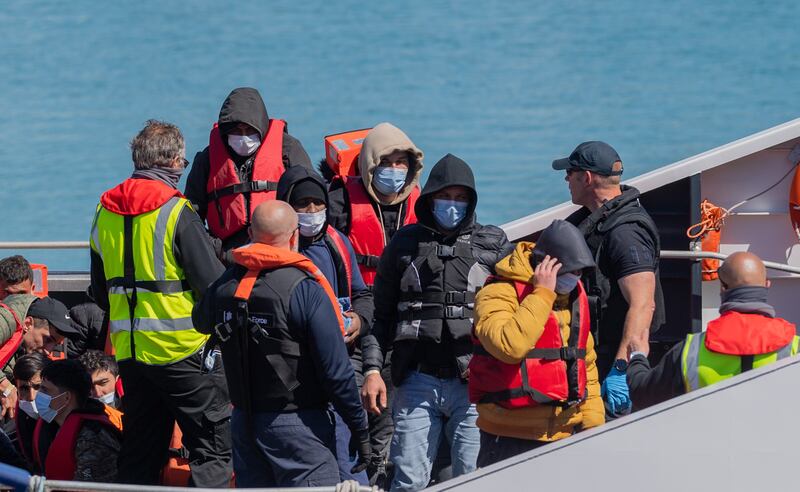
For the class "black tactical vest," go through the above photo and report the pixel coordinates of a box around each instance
[213,266,326,414]
[576,195,666,348]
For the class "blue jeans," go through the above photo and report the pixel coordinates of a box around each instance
[231,408,340,488]
[333,409,368,485]
[389,371,479,491]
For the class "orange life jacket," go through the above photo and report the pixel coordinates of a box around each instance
[32,411,121,480]
[160,423,190,487]
[340,176,419,286]
[206,119,286,240]
[468,279,591,409]
[705,311,795,355]
[0,301,24,368]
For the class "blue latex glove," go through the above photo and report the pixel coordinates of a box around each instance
[601,367,631,415]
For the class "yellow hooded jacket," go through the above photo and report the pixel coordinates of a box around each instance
[473,241,605,441]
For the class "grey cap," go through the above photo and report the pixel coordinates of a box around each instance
[552,141,623,176]
[532,220,596,273]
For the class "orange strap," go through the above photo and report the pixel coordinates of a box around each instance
[234,270,260,300]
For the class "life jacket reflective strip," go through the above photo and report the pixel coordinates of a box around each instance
[468,278,591,409]
[0,302,24,369]
[32,411,119,480]
[92,191,205,365]
[341,176,419,286]
[206,119,286,240]
[681,314,799,392]
[30,264,48,298]
[324,229,353,298]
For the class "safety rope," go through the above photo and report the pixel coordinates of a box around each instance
[687,199,728,239]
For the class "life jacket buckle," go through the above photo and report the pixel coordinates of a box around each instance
[560,347,581,361]
[213,322,232,343]
[445,305,464,318]
[436,245,456,257]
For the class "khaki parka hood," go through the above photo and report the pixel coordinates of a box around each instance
[357,123,424,205]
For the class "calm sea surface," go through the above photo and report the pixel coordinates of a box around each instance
[1,1,799,270]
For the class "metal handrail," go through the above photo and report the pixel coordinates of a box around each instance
[0,241,89,250]
[661,250,800,275]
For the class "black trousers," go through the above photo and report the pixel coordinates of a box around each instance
[476,431,548,468]
[117,351,232,487]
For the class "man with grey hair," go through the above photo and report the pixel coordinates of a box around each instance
[90,120,232,486]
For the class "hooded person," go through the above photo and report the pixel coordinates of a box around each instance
[469,220,605,466]
[360,153,511,491]
[276,166,374,485]
[184,87,313,256]
[327,122,425,287]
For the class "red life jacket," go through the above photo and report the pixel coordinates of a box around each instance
[468,279,591,409]
[32,411,120,480]
[341,176,419,286]
[0,302,24,369]
[324,228,353,299]
[704,311,795,355]
[206,119,286,240]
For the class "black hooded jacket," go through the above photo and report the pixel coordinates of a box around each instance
[276,166,374,342]
[362,154,512,385]
[184,87,313,253]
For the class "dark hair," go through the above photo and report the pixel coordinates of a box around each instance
[79,350,119,377]
[13,352,48,382]
[0,255,33,284]
[130,119,184,170]
[41,359,92,407]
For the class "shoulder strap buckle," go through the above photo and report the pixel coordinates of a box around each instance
[445,305,464,318]
[213,321,233,343]
[436,245,456,257]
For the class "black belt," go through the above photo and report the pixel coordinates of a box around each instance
[398,305,474,321]
[416,363,460,379]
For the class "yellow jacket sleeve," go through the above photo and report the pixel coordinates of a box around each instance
[579,333,605,429]
[474,282,557,364]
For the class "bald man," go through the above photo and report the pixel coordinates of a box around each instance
[627,251,798,408]
[193,200,371,488]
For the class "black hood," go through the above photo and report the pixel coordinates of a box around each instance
[415,153,478,232]
[218,87,269,139]
[532,220,596,273]
[277,166,330,238]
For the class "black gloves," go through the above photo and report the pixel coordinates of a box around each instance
[350,428,373,474]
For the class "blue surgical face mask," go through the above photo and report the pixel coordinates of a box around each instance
[35,391,66,423]
[95,391,116,408]
[373,167,408,195]
[297,209,327,237]
[432,199,468,230]
[555,272,581,294]
[19,399,38,419]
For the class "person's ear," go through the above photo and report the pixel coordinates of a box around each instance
[23,316,33,334]
[766,279,771,289]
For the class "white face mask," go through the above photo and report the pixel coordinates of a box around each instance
[95,391,116,407]
[227,133,261,156]
[19,399,38,419]
[297,210,327,237]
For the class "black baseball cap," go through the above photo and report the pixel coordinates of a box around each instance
[552,141,623,176]
[27,297,79,336]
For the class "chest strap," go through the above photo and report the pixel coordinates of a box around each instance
[400,291,476,304]
[207,180,279,202]
[417,243,473,259]
[355,253,380,268]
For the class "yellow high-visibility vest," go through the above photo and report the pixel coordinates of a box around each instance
[681,331,799,392]
[90,196,208,365]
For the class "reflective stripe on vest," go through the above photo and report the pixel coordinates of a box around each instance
[681,332,800,392]
[342,176,419,285]
[91,196,207,365]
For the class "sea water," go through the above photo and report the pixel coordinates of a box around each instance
[1,1,799,269]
